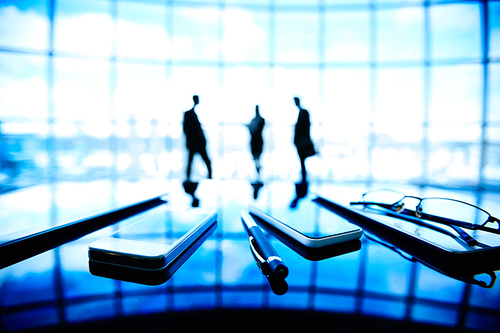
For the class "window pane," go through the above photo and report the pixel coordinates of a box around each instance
[54,0,113,57]
[116,2,169,60]
[222,66,271,123]
[483,144,500,186]
[488,63,500,124]
[430,3,481,60]
[180,0,217,3]
[429,64,482,125]
[374,67,424,143]
[428,125,481,144]
[0,53,48,120]
[53,58,111,123]
[372,146,423,181]
[172,6,219,61]
[377,7,424,61]
[0,121,49,185]
[271,67,320,125]
[428,144,480,186]
[322,145,369,181]
[325,11,369,63]
[169,66,221,124]
[325,0,368,4]
[275,11,318,63]
[222,8,268,63]
[115,62,168,121]
[226,0,268,5]
[487,63,500,146]
[490,1,500,58]
[0,0,49,51]
[275,0,318,5]
[377,0,422,3]
[219,124,254,179]
[55,119,113,180]
[428,64,482,143]
[322,68,370,137]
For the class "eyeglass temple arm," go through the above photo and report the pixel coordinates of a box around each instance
[350,201,400,210]
[417,211,500,235]
[400,211,483,247]
[350,201,500,234]
[484,215,500,227]
[359,205,478,246]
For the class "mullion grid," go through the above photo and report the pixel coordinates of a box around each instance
[0,1,497,331]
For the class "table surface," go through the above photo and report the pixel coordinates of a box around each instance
[1,178,499,332]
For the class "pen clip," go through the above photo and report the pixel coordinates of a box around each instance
[249,236,270,276]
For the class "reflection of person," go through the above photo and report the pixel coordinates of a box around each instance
[290,180,308,209]
[293,97,316,182]
[183,180,200,207]
[248,105,265,176]
[183,95,212,181]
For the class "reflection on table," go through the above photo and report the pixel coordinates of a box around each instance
[0,178,499,332]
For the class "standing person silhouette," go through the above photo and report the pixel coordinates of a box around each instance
[183,95,212,181]
[248,105,265,199]
[293,97,316,182]
[248,105,265,176]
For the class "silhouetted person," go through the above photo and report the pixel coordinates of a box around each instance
[293,97,316,182]
[183,95,212,181]
[247,105,265,199]
[248,105,265,175]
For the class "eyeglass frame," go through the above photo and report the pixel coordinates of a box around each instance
[350,191,500,236]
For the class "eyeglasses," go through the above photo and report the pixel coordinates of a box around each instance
[350,190,500,246]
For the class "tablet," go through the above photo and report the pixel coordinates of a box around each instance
[314,196,500,286]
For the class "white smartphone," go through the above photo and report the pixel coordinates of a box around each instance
[249,198,362,249]
[88,206,217,271]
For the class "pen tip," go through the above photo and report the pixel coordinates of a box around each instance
[275,265,289,280]
[267,275,288,296]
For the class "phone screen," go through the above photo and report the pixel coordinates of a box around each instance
[252,198,361,239]
[109,207,214,243]
[89,206,217,265]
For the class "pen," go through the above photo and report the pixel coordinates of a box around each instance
[241,210,289,280]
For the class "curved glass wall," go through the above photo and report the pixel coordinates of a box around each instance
[0,0,498,190]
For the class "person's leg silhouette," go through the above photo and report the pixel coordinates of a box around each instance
[186,149,195,180]
[199,149,212,179]
[300,156,307,182]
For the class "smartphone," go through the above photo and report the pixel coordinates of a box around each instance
[89,219,217,285]
[248,199,362,249]
[88,206,217,271]
[251,211,361,261]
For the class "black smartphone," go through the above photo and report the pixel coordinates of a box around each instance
[249,198,362,249]
[250,210,361,261]
[88,207,217,271]
[89,218,217,286]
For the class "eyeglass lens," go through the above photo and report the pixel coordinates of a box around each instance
[362,190,405,204]
[362,190,492,226]
[419,198,489,226]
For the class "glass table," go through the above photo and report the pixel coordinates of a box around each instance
[0,178,499,332]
